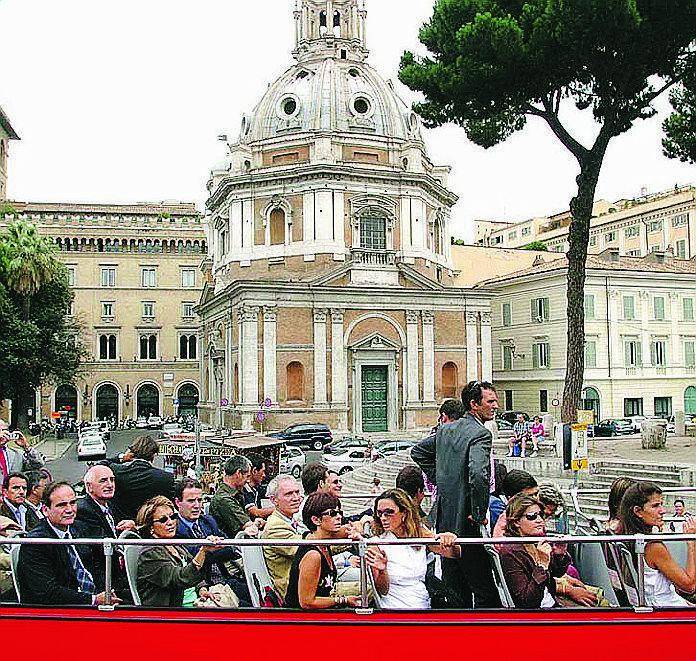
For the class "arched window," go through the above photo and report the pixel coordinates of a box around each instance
[269,208,286,246]
[442,362,458,399]
[333,10,341,37]
[582,387,601,423]
[140,334,157,360]
[319,10,328,35]
[180,334,197,360]
[360,214,387,250]
[685,386,696,415]
[286,362,304,402]
[99,334,117,360]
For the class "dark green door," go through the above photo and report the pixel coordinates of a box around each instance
[362,366,388,432]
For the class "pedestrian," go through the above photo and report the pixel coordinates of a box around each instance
[411,380,502,608]
[510,413,531,458]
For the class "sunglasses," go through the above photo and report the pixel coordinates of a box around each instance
[320,509,343,518]
[154,513,179,524]
[524,511,546,522]
[376,508,398,518]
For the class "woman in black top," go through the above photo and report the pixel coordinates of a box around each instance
[285,492,361,610]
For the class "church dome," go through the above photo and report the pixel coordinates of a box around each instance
[240,57,423,145]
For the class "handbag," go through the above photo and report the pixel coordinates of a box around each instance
[424,560,467,609]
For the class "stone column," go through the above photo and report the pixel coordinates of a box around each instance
[481,311,493,381]
[406,310,420,403]
[331,309,346,404]
[422,311,435,402]
[263,307,277,405]
[240,306,259,406]
[466,312,478,382]
[314,309,328,405]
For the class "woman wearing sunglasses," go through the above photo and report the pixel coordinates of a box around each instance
[499,494,572,609]
[135,496,223,607]
[284,492,362,610]
[365,489,459,610]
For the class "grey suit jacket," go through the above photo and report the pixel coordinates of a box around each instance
[4,445,45,476]
[411,413,492,536]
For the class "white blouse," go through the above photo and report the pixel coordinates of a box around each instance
[375,532,431,610]
[644,564,693,608]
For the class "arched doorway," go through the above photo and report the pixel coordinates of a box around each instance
[137,384,160,418]
[95,384,119,421]
[581,387,601,423]
[54,384,78,420]
[177,383,199,417]
[685,386,696,415]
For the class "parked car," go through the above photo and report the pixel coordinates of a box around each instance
[77,434,107,461]
[593,418,633,437]
[82,421,110,441]
[372,439,416,460]
[497,419,513,432]
[497,411,530,425]
[161,422,183,438]
[135,416,149,429]
[322,449,369,475]
[324,437,369,456]
[624,415,647,433]
[268,423,332,451]
[147,415,164,430]
[279,446,306,478]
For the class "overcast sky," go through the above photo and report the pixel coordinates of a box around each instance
[1,0,694,240]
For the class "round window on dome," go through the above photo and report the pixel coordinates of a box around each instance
[353,96,371,115]
[282,97,298,117]
[348,68,360,78]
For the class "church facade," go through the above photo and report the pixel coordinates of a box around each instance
[198,0,493,433]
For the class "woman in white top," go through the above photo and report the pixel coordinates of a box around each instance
[619,482,695,608]
[365,488,459,610]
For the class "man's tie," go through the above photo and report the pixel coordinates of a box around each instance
[104,506,117,536]
[65,533,96,595]
[192,521,204,539]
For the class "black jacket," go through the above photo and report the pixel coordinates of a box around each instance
[411,413,492,535]
[17,519,105,605]
[104,459,175,520]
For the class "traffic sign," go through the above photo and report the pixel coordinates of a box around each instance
[551,398,561,407]
[256,411,266,424]
[571,423,589,472]
[263,398,272,408]
[221,398,229,407]
[173,398,179,406]
[51,412,61,419]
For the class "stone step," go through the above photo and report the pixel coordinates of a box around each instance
[592,460,687,474]
[587,472,682,486]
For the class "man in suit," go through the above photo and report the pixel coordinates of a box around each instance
[103,435,175,520]
[24,469,51,524]
[412,380,502,609]
[261,475,303,598]
[76,465,136,601]
[174,477,250,605]
[17,481,119,606]
[0,420,45,485]
[0,473,40,532]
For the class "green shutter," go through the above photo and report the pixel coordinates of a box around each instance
[685,342,695,368]
[532,343,539,368]
[584,294,595,319]
[543,298,550,321]
[684,298,694,321]
[502,303,511,327]
[623,296,635,319]
[531,299,537,322]
[585,341,596,368]
[654,297,665,320]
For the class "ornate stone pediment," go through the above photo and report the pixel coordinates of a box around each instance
[349,332,401,352]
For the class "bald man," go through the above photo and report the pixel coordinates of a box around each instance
[75,465,135,602]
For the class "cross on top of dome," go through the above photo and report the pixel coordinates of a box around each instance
[293,0,369,63]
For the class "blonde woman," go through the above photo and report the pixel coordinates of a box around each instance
[366,489,459,609]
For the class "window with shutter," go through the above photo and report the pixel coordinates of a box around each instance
[684,298,694,322]
[502,303,511,327]
[654,296,665,320]
[623,296,635,320]
[685,342,695,368]
[585,340,597,368]
[584,294,595,320]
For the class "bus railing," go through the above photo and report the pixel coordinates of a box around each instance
[3,532,694,614]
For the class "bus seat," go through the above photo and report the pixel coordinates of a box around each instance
[235,531,275,608]
[120,530,145,606]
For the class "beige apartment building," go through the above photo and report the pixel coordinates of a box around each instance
[477,186,696,260]
[1,201,206,423]
[482,249,696,421]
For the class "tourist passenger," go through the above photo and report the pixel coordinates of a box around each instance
[492,469,538,539]
[619,482,696,608]
[1,472,39,532]
[412,380,502,608]
[670,499,692,534]
[135,495,223,607]
[243,453,274,520]
[78,465,135,536]
[175,478,248,603]
[499,494,572,609]
[488,461,509,530]
[0,420,46,485]
[24,469,50,522]
[104,435,176,520]
[17,482,115,606]
[366,488,459,609]
[210,455,264,538]
[284,492,361,610]
[396,465,428,523]
[607,477,637,534]
[262,475,303,598]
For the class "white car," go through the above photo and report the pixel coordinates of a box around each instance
[148,416,164,430]
[624,416,646,433]
[77,434,107,460]
[322,449,370,476]
[162,422,183,438]
[135,416,149,429]
[280,446,306,478]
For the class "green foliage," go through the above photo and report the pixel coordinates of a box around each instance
[451,237,467,245]
[0,223,87,402]
[0,203,18,216]
[399,1,696,153]
[663,67,696,163]
[522,240,548,251]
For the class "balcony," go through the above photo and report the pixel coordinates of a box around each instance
[350,248,397,267]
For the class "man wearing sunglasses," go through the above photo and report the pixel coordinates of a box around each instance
[412,380,502,609]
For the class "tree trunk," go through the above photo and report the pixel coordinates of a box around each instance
[561,156,604,423]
